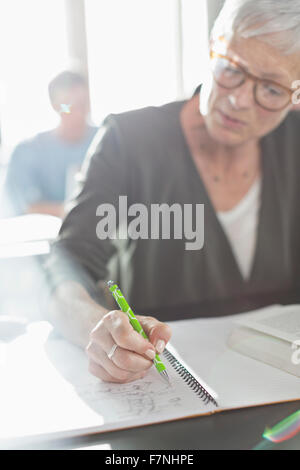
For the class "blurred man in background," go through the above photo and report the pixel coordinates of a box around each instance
[3,70,98,217]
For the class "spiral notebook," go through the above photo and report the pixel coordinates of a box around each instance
[1,313,299,443]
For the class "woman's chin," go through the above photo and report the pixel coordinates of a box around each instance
[206,118,247,146]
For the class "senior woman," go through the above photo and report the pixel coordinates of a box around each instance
[46,0,300,383]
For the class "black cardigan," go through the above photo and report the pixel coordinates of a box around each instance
[45,95,300,321]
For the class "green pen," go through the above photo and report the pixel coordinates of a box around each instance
[107,280,170,384]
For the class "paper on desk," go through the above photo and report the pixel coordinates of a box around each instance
[167,313,300,410]
[1,312,299,444]
[0,322,215,442]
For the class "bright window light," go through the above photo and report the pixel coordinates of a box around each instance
[181,0,209,96]
[85,0,180,125]
[0,0,69,160]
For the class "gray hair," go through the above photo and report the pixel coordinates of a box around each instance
[211,0,300,55]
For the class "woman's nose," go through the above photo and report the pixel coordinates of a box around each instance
[227,79,255,110]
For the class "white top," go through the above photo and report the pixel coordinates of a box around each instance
[216,176,262,280]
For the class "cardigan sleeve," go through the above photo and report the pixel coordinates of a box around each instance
[43,114,130,306]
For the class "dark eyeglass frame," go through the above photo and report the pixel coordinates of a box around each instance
[209,50,294,112]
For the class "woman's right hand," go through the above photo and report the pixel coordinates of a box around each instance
[86,310,172,383]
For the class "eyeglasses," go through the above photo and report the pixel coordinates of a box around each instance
[209,50,294,111]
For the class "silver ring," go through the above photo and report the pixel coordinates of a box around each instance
[107,343,118,360]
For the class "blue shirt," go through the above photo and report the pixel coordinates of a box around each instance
[4,126,98,215]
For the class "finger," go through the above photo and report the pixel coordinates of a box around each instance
[90,322,154,364]
[89,323,117,351]
[86,341,132,381]
[86,340,153,374]
[138,316,172,354]
[101,310,156,359]
[88,359,148,383]
[87,344,152,380]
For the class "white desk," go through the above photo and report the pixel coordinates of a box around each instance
[0,315,299,449]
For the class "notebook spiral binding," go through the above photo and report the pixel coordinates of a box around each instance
[163,348,218,407]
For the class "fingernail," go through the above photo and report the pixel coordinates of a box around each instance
[145,349,156,360]
[156,340,165,354]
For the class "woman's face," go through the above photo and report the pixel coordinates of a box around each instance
[200,34,300,147]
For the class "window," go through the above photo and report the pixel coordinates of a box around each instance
[0,0,209,156]
[0,0,69,161]
[85,0,208,125]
